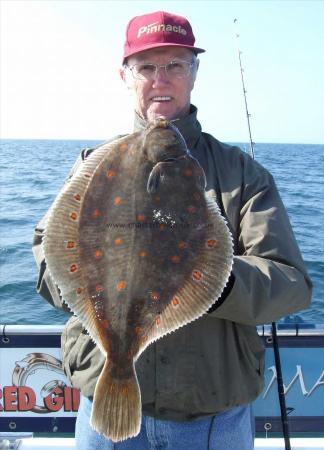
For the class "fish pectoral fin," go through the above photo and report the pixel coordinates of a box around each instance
[91,359,141,442]
[147,164,162,194]
[190,155,206,190]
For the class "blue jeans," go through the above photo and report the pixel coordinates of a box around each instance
[75,395,255,449]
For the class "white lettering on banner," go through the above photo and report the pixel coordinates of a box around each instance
[263,365,324,398]
[137,22,187,38]
[307,370,324,396]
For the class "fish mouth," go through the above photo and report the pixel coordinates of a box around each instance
[146,117,174,132]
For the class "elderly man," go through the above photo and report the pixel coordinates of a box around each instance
[33,10,312,450]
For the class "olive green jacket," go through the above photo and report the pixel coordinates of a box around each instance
[32,105,312,421]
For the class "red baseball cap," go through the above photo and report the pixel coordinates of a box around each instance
[123,11,205,63]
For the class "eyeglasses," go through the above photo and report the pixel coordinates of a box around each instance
[126,60,195,81]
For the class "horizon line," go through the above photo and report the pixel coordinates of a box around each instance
[1,137,323,146]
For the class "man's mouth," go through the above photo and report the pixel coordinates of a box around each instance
[151,96,172,102]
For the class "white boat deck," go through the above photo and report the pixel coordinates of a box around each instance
[0,437,322,449]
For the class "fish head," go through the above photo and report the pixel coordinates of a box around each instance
[143,118,188,164]
[144,119,206,194]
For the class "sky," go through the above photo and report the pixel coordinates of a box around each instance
[1,0,324,144]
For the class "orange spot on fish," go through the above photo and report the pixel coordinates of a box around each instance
[137,214,145,222]
[172,297,180,306]
[101,319,109,328]
[187,205,197,214]
[114,196,122,205]
[74,193,81,201]
[92,209,102,218]
[95,284,104,293]
[119,143,128,152]
[178,241,188,250]
[135,326,143,335]
[159,224,166,230]
[70,264,77,273]
[206,239,217,248]
[114,238,122,246]
[192,270,203,281]
[94,249,103,258]
[66,241,75,249]
[117,281,126,291]
[156,316,161,326]
[184,168,193,177]
[138,250,147,257]
[150,291,160,301]
[70,212,78,221]
[170,255,180,264]
[76,287,82,294]
[106,170,115,178]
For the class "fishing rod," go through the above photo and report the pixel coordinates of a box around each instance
[233,19,291,450]
[271,322,291,450]
[234,19,255,159]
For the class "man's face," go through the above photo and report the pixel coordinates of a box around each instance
[120,46,199,121]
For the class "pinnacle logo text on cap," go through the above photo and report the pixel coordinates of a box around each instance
[123,11,205,63]
[137,22,188,38]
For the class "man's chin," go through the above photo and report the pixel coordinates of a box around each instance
[145,103,184,122]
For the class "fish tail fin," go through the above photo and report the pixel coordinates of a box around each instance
[90,358,141,442]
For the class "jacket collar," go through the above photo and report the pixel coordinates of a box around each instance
[133,104,202,149]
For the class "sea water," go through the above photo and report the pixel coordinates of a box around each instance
[0,139,323,325]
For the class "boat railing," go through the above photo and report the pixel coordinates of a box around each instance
[2,323,324,337]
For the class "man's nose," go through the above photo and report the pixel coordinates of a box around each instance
[152,66,170,85]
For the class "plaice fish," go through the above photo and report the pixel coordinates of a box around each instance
[43,118,233,442]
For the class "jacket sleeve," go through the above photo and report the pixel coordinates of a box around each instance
[32,155,83,312]
[210,153,312,326]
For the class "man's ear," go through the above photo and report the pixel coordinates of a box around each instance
[120,66,133,89]
[193,58,200,82]
[119,67,126,83]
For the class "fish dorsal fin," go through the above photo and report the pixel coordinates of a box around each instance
[43,135,129,353]
[139,196,233,355]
